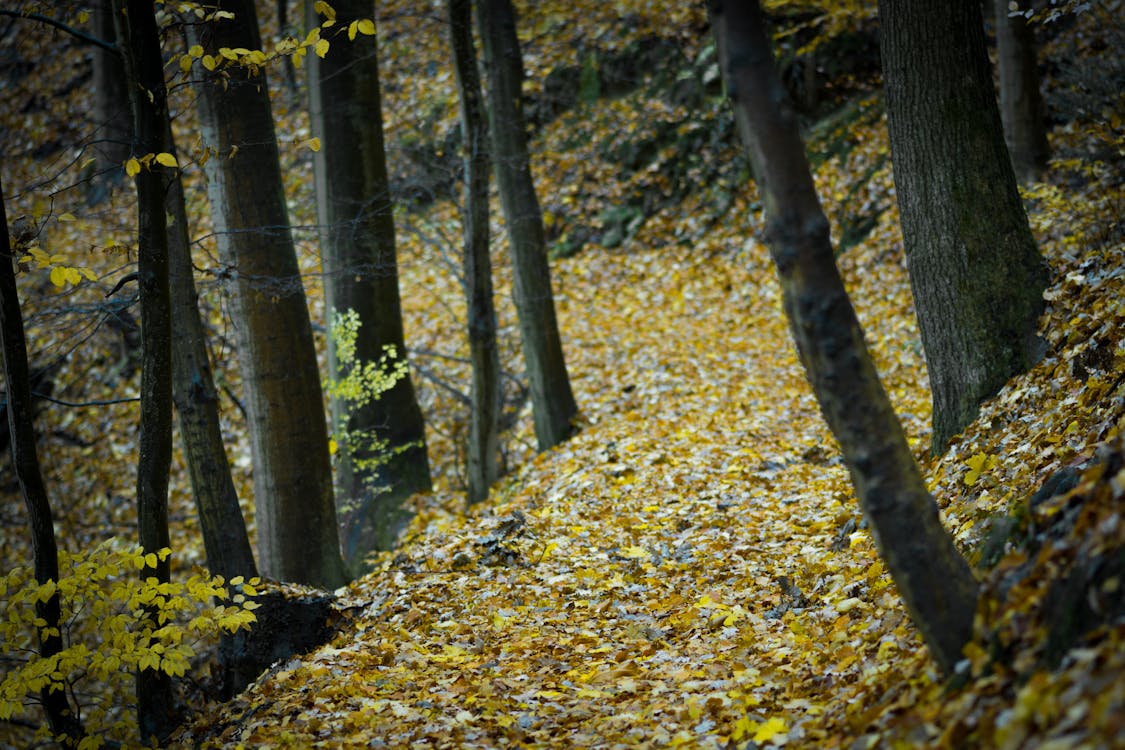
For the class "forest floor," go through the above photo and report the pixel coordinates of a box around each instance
[174,3,1125,747]
[2,1,1124,748]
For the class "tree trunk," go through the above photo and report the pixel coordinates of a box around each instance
[1,183,85,748]
[477,0,577,451]
[879,0,1049,452]
[87,0,130,204]
[449,0,501,505]
[188,0,347,589]
[307,1,432,571]
[165,132,258,582]
[111,0,178,740]
[711,0,978,676]
[996,0,1050,182]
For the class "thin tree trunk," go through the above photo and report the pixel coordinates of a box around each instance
[110,0,177,739]
[996,0,1050,182]
[880,0,1049,452]
[477,0,577,451]
[1,181,85,747]
[188,0,347,588]
[88,0,130,204]
[449,0,501,504]
[307,1,432,570]
[275,0,299,103]
[165,130,257,581]
[711,0,978,676]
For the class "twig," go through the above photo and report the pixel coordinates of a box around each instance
[0,9,119,55]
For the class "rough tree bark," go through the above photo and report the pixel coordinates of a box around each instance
[449,0,501,504]
[307,0,432,570]
[165,137,257,581]
[880,0,1049,452]
[711,0,978,676]
[110,0,177,739]
[477,0,577,451]
[1,181,86,747]
[188,0,347,588]
[996,0,1050,182]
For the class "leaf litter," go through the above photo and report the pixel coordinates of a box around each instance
[175,3,1125,737]
[0,1,1121,748]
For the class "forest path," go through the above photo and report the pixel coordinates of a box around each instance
[186,236,934,747]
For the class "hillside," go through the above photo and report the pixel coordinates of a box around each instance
[2,0,1125,748]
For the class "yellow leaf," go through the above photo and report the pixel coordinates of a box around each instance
[306,137,321,153]
[314,1,336,20]
[356,18,375,35]
[144,552,158,568]
[38,579,57,603]
[328,437,338,455]
[752,716,788,744]
[620,545,648,559]
[963,452,997,486]
[155,152,178,168]
[179,55,193,73]
[125,158,141,176]
[348,20,358,41]
[219,47,239,61]
[49,267,67,288]
[201,55,217,71]
[58,212,76,222]
[188,44,204,58]
[315,38,330,58]
[77,10,90,24]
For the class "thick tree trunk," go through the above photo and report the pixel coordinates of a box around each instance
[165,137,257,581]
[449,0,501,505]
[307,0,432,570]
[711,0,978,676]
[189,0,347,588]
[880,0,1049,452]
[996,0,1050,182]
[111,0,178,740]
[477,0,577,451]
[1,182,85,747]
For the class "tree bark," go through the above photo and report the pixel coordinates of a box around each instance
[110,0,178,740]
[477,0,577,451]
[1,182,85,748]
[711,0,978,676]
[449,0,501,505]
[87,0,130,204]
[879,0,1049,452]
[307,1,433,571]
[165,133,258,582]
[188,0,347,588]
[996,0,1050,182]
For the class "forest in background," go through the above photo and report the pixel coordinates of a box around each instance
[1,0,1124,747]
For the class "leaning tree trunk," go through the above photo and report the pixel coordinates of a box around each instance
[165,133,257,582]
[711,0,978,676]
[307,1,432,571]
[449,0,501,505]
[996,0,1050,182]
[188,0,347,588]
[880,0,1049,452]
[111,0,177,740]
[1,181,86,748]
[477,0,577,451]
